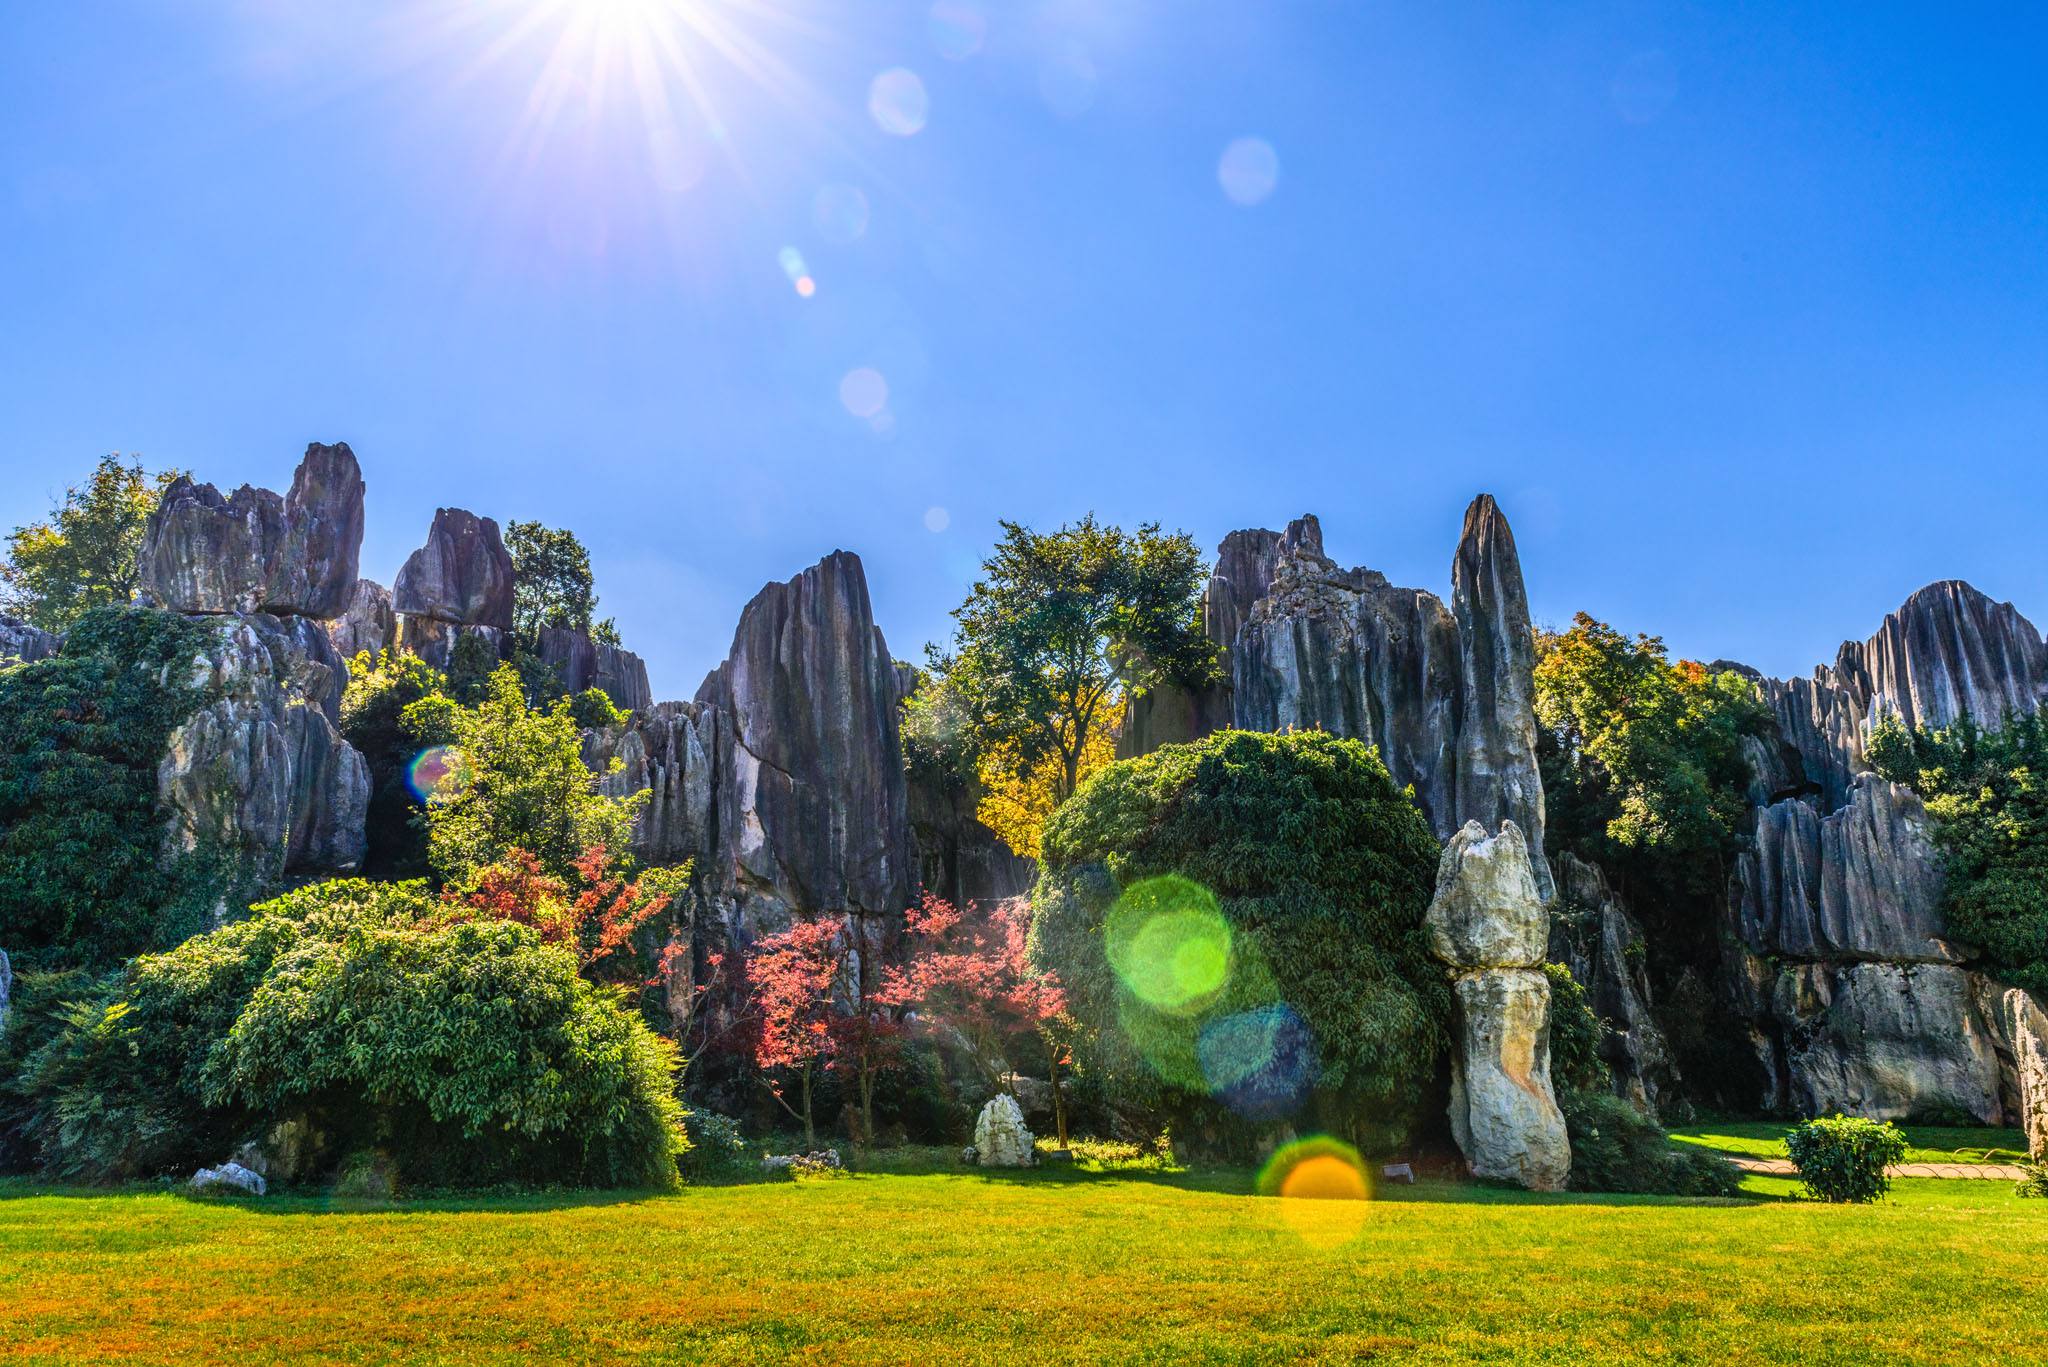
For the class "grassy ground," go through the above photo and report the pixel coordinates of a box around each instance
[4,1163,2047,1365]
[1666,1120,2031,1165]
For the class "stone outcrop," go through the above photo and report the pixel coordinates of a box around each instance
[1425,820,1570,1191]
[2001,988,2048,1161]
[158,612,369,899]
[1122,498,1551,897]
[327,579,396,660]
[908,765,1035,910]
[393,508,515,630]
[537,625,653,713]
[1548,854,1678,1116]
[138,443,365,618]
[972,1093,1036,1167]
[189,1161,266,1196]
[586,701,718,869]
[0,615,61,665]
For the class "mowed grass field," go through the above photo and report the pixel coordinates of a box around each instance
[4,1167,2047,1366]
[1666,1120,2031,1166]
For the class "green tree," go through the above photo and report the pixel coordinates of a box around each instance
[1869,708,2048,995]
[402,664,648,885]
[918,515,1214,809]
[1032,729,1447,1153]
[3,455,180,631]
[339,648,448,879]
[506,519,618,646]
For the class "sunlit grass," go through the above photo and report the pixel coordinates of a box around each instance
[3,1167,2045,1364]
[1667,1120,2030,1166]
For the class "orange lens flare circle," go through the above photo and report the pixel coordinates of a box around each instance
[1257,1136,1373,1251]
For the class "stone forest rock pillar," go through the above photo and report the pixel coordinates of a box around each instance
[2003,988,2048,1163]
[1425,820,1570,1191]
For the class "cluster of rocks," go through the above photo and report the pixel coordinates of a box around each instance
[1120,496,1552,898]
[761,1149,844,1174]
[1424,820,1570,1191]
[1721,583,2048,1127]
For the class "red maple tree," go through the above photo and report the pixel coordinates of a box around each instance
[441,844,688,986]
[743,918,844,1152]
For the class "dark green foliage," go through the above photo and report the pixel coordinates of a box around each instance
[1032,729,1447,1152]
[1533,615,1773,1109]
[1868,709,2048,995]
[16,879,685,1188]
[445,631,502,705]
[1560,1089,1741,1197]
[570,686,626,731]
[340,649,446,879]
[679,1110,755,1184]
[1544,963,1611,1095]
[1784,1115,1908,1203]
[0,607,220,969]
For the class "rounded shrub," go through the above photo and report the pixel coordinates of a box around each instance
[1785,1114,1908,1203]
[1559,1088,1740,1197]
[1032,729,1448,1152]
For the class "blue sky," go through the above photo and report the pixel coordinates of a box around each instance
[3,1,2043,697]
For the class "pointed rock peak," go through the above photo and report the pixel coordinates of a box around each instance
[1278,514,1323,558]
[393,508,515,630]
[1454,494,1520,578]
[1425,820,1548,971]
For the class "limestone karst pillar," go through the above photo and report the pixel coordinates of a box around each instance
[1424,819,1571,1191]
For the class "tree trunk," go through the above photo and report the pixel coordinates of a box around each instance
[800,1067,815,1153]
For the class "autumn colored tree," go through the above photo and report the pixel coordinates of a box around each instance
[744,919,843,1152]
[973,701,1120,860]
[440,844,690,988]
[882,895,1074,1146]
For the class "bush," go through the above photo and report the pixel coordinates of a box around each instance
[679,1110,755,1185]
[0,607,221,969]
[1032,729,1447,1152]
[17,879,686,1188]
[1785,1115,1908,1203]
[1544,963,1611,1094]
[1559,1089,1741,1197]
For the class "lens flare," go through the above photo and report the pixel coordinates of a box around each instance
[1218,137,1280,206]
[923,505,950,532]
[1038,46,1096,118]
[1106,875,1232,1015]
[405,746,471,805]
[839,366,889,418]
[928,1,986,60]
[1199,1004,1318,1121]
[812,183,870,243]
[869,67,929,136]
[1258,1135,1373,1250]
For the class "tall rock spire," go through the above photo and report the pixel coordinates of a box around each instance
[1450,494,1551,900]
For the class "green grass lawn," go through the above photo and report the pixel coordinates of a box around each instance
[4,1165,2047,1365]
[1665,1120,2031,1165]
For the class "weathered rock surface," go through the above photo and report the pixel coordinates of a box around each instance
[693,551,917,934]
[1125,498,1551,896]
[2001,988,2048,1161]
[327,579,396,660]
[1757,581,2048,813]
[158,612,369,900]
[138,443,365,618]
[0,615,61,665]
[393,508,514,629]
[1548,854,1678,1116]
[538,625,653,713]
[973,1093,1036,1167]
[190,1161,266,1196]
[1732,778,1955,965]
[0,948,11,1039]
[908,764,1036,910]
[395,616,506,674]
[1762,962,2007,1122]
[1425,821,1570,1191]
[586,701,719,868]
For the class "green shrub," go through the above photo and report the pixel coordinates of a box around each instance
[0,607,220,969]
[1785,1115,1908,1203]
[1544,963,1611,1094]
[1032,729,1447,1152]
[18,879,686,1188]
[339,648,447,879]
[2016,1163,2048,1199]
[679,1110,755,1185]
[1560,1089,1740,1197]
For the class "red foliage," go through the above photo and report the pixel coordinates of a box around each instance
[441,844,681,983]
[880,894,1069,1086]
[742,919,847,1148]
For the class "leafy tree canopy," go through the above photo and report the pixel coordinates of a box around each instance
[506,519,618,646]
[1869,708,2048,996]
[3,455,180,632]
[401,663,650,886]
[1032,729,1446,1152]
[911,515,1214,850]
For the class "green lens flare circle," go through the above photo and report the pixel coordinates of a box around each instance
[1105,875,1233,1015]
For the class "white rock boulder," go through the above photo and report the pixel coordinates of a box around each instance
[973,1094,1036,1168]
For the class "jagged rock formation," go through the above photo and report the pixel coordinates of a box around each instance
[1724,581,2048,1122]
[1425,820,1569,1191]
[327,579,396,661]
[1548,854,1678,1116]
[138,442,365,618]
[586,701,718,869]
[158,606,369,901]
[908,766,1035,909]
[1121,498,1550,897]
[2002,989,2048,1161]
[132,447,373,911]
[0,615,61,664]
[394,508,515,631]
[537,625,653,712]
